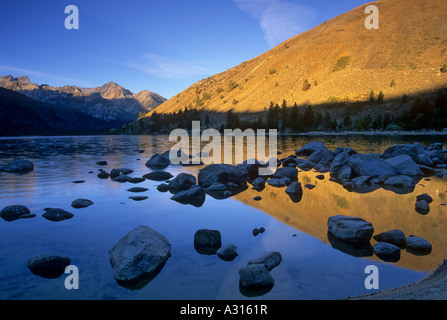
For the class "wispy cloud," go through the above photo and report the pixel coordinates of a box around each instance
[126,54,215,80]
[234,0,316,48]
[0,64,92,87]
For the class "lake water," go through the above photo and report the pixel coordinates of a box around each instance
[0,134,446,300]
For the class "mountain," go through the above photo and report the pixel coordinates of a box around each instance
[144,0,447,119]
[0,87,113,136]
[0,76,166,126]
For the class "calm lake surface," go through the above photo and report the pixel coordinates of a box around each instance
[0,134,446,300]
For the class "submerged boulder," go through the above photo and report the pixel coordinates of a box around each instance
[194,229,222,255]
[406,235,432,254]
[145,154,171,168]
[143,171,174,181]
[373,242,401,262]
[71,199,94,209]
[384,155,424,177]
[295,142,328,157]
[247,252,282,271]
[0,159,34,173]
[347,154,397,178]
[0,205,33,222]
[415,200,430,215]
[327,215,374,244]
[42,208,74,222]
[198,164,248,188]
[109,226,171,288]
[110,168,134,180]
[170,185,206,207]
[373,229,407,248]
[217,244,238,261]
[168,173,197,191]
[28,254,71,279]
[239,264,274,291]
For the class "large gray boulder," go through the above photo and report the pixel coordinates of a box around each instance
[383,175,415,188]
[145,154,171,168]
[170,185,206,207]
[382,143,425,162]
[347,154,397,178]
[327,215,374,243]
[168,173,197,190]
[373,242,401,262]
[307,148,334,165]
[384,155,424,177]
[295,142,328,157]
[109,226,171,288]
[406,235,432,254]
[0,159,34,172]
[373,229,407,248]
[239,264,274,291]
[272,167,298,179]
[198,164,248,188]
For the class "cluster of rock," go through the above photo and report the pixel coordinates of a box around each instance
[107,225,281,295]
[288,141,447,194]
[327,215,432,262]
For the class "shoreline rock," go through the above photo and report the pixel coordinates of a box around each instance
[109,225,171,289]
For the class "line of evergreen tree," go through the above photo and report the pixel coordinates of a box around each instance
[124,90,446,134]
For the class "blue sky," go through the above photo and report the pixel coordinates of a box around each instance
[0,0,369,99]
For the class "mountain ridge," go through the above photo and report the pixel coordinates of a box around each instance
[0,75,166,124]
[144,0,447,118]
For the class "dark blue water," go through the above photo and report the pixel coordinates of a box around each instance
[0,134,445,300]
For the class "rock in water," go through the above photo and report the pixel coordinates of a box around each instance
[109,226,171,289]
[110,168,134,180]
[127,187,149,193]
[0,205,32,222]
[42,208,74,222]
[327,215,374,243]
[71,199,94,209]
[168,173,197,190]
[145,154,171,168]
[415,200,430,215]
[347,154,397,178]
[373,242,401,262]
[194,229,222,255]
[27,254,71,279]
[239,264,274,291]
[406,235,432,255]
[198,164,248,188]
[143,171,174,181]
[416,193,433,203]
[295,142,327,157]
[170,185,206,207]
[217,244,238,261]
[0,159,34,172]
[248,252,282,271]
[373,229,406,248]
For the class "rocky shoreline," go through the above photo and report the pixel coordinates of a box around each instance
[346,256,447,300]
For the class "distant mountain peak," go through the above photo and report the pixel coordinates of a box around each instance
[0,75,166,124]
